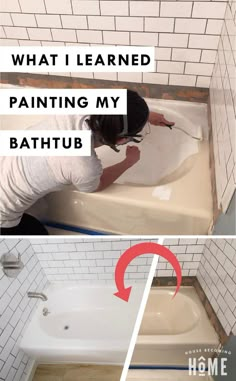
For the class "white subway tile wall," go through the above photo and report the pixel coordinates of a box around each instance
[197,239,236,335]
[210,0,236,211]
[0,1,228,87]
[159,238,236,334]
[30,238,155,283]
[157,238,206,277]
[0,239,48,381]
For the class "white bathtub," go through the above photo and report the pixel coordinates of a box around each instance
[0,92,213,234]
[20,283,144,364]
[131,287,219,366]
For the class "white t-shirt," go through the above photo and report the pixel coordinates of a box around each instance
[0,115,103,228]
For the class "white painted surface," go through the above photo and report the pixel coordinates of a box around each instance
[20,283,145,364]
[97,98,201,186]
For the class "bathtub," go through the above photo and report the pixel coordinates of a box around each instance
[0,92,213,234]
[20,283,144,364]
[131,287,219,366]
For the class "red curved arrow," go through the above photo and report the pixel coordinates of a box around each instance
[114,242,182,302]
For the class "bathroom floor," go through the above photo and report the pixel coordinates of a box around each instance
[33,364,122,381]
[127,370,213,380]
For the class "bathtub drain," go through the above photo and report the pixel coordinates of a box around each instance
[64,325,69,330]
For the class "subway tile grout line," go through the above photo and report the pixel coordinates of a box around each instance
[17,0,22,13]
[49,27,53,41]
[34,14,39,28]
[191,1,194,18]
[199,49,203,63]
[98,0,101,18]
[205,19,209,34]
[2,29,223,39]
[5,14,227,21]
[69,0,73,16]
[42,0,47,14]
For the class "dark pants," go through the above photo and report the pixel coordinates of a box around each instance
[0,214,48,235]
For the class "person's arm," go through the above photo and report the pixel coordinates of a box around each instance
[96,146,140,191]
[148,111,175,127]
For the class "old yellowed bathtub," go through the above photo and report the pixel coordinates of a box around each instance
[131,287,219,366]
[0,91,212,234]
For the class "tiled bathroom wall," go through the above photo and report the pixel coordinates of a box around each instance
[210,0,236,212]
[0,0,227,87]
[156,238,205,277]
[30,238,155,283]
[0,239,48,381]
[197,239,236,336]
[159,238,236,335]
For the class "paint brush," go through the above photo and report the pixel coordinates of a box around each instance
[165,123,203,141]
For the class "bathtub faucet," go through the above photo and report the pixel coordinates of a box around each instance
[27,291,48,301]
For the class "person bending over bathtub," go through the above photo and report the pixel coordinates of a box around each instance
[0,90,174,235]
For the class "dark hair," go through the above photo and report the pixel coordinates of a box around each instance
[87,89,149,151]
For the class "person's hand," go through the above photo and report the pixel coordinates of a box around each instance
[125,145,141,167]
[149,111,175,128]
